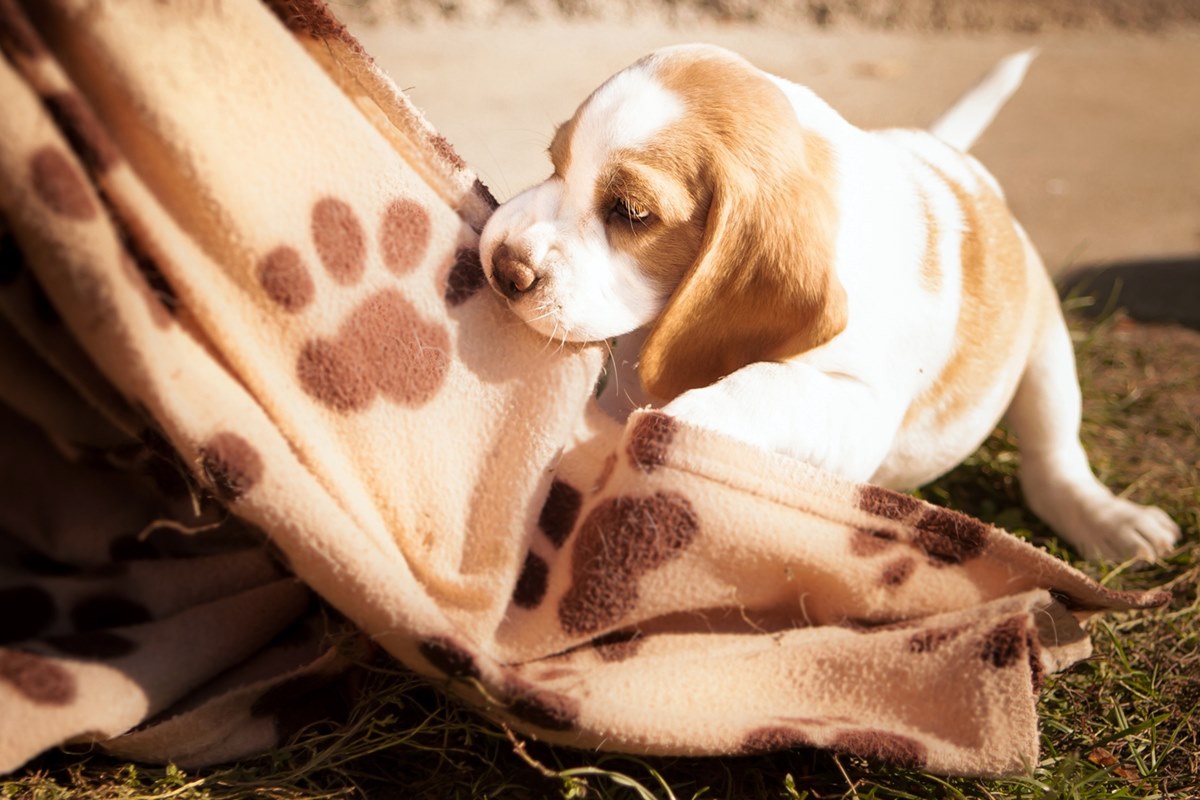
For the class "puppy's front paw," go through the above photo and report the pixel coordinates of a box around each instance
[1067,496,1181,562]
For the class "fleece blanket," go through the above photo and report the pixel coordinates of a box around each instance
[0,0,1169,778]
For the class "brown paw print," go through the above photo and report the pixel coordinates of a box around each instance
[558,491,699,637]
[255,195,457,414]
[854,485,990,566]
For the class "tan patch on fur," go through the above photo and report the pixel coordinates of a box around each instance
[630,49,847,401]
[918,191,942,294]
[548,116,578,177]
[907,167,1028,425]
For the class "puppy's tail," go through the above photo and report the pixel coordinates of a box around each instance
[929,48,1037,152]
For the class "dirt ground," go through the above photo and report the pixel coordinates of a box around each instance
[343,0,1200,300]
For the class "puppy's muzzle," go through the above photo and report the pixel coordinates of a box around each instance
[490,242,540,300]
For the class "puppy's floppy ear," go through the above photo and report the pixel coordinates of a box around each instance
[638,119,848,403]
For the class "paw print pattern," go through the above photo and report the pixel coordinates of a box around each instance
[558,491,699,637]
[256,194,453,414]
[0,650,75,706]
[855,485,991,566]
[29,146,97,222]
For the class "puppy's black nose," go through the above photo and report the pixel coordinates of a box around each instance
[491,242,539,300]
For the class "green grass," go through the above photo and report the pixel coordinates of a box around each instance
[5,311,1198,800]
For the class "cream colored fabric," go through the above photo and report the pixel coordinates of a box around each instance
[0,0,1166,778]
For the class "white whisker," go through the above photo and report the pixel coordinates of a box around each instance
[601,336,618,399]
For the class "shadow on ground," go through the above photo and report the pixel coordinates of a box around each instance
[1060,256,1200,330]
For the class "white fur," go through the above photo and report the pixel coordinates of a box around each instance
[479,65,682,341]
[482,46,1180,562]
[930,48,1039,151]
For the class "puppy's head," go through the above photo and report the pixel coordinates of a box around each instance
[480,44,847,401]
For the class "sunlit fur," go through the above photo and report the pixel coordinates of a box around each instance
[479,44,1180,562]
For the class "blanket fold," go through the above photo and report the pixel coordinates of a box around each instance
[0,0,1167,778]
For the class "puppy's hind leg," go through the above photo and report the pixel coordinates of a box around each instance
[1004,308,1181,561]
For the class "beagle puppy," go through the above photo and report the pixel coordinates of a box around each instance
[479,44,1180,562]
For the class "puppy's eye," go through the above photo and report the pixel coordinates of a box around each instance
[608,198,652,227]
